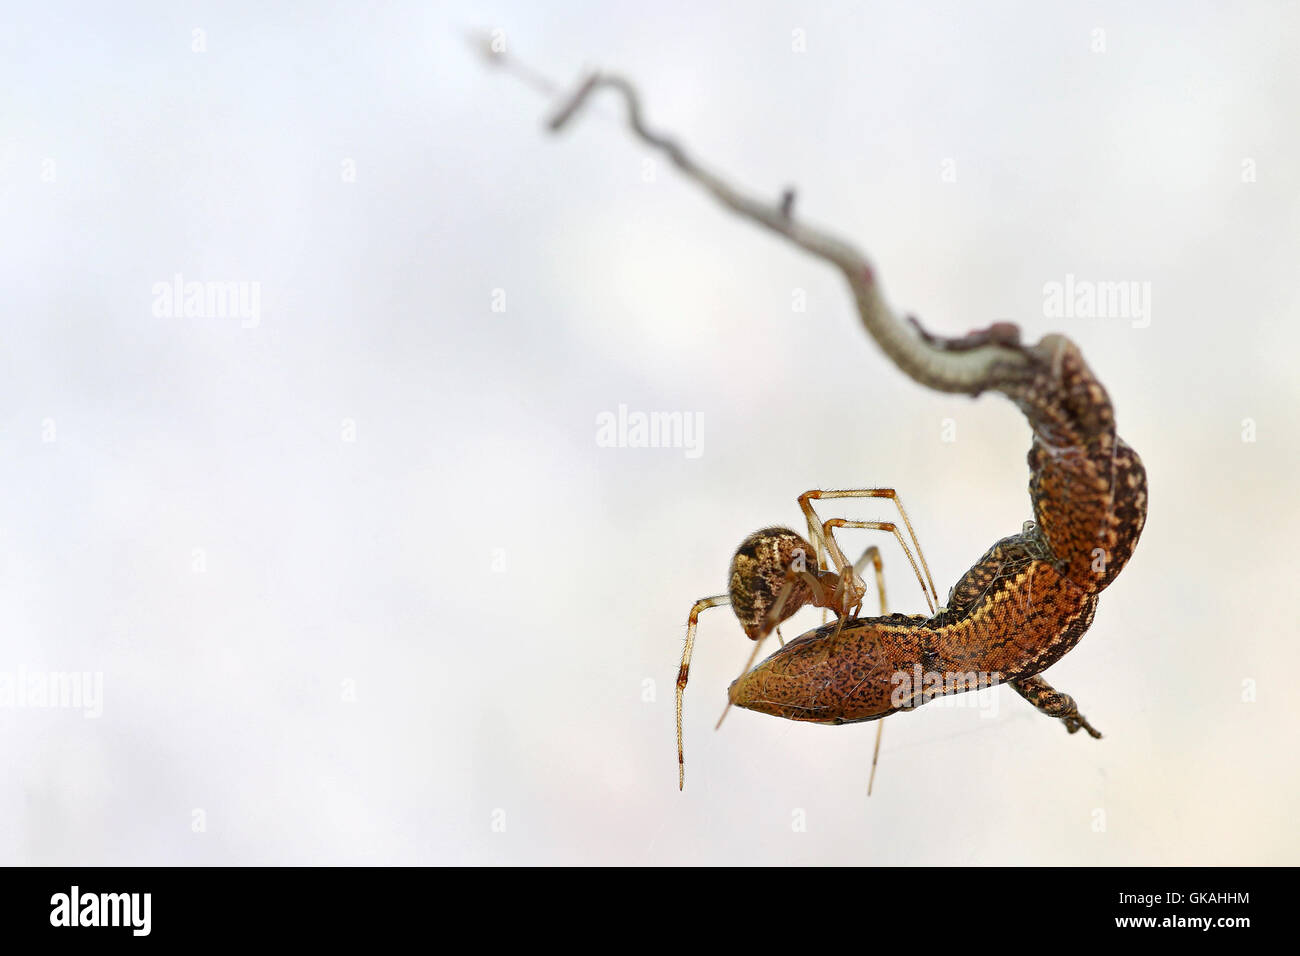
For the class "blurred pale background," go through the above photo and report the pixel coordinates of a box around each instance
[1,1,1296,864]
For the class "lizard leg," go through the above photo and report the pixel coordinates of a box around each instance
[1010,674,1102,739]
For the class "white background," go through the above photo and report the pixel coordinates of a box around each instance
[2,1,1297,864]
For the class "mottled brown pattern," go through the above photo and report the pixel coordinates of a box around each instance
[728,527,819,639]
[728,328,1147,730]
[1010,674,1102,738]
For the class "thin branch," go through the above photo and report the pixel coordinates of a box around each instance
[476,39,1041,397]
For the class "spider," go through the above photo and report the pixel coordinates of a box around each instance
[675,488,938,792]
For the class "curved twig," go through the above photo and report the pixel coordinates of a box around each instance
[477,38,1036,396]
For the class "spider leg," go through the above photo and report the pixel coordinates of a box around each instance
[676,593,730,791]
[856,545,889,796]
[798,488,939,611]
[825,519,935,616]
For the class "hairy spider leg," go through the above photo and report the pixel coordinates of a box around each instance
[677,594,730,791]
